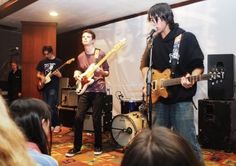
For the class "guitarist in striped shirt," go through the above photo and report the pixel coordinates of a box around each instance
[140,3,204,164]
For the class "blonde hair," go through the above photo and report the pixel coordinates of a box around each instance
[0,95,36,166]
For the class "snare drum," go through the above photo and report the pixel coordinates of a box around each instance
[121,99,142,114]
[111,111,147,147]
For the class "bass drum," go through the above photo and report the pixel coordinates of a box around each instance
[111,111,147,147]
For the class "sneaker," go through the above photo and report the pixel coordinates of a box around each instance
[51,126,54,131]
[65,148,81,157]
[94,147,102,155]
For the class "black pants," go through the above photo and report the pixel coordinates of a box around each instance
[73,92,105,150]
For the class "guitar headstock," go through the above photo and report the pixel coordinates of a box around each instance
[208,67,225,85]
[112,38,127,52]
[66,58,75,64]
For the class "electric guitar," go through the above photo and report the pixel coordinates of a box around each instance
[37,58,75,91]
[150,68,224,103]
[75,38,127,95]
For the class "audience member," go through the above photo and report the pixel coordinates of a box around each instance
[0,95,36,166]
[7,60,22,104]
[121,126,202,166]
[10,98,58,166]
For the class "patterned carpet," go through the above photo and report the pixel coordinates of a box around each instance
[51,127,236,166]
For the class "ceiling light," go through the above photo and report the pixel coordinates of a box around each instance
[49,11,58,17]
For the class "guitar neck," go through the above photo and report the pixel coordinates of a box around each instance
[85,39,126,76]
[49,64,64,77]
[163,74,210,87]
[90,50,116,74]
[49,60,72,77]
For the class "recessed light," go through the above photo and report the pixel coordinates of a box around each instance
[49,11,58,17]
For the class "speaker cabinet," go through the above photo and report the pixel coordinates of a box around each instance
[103,95,113,132]
[58,106,77,128]
[198,99,236,152]
[61,88,78,107]
[208,54,235,100]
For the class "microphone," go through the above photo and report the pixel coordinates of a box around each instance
[147,29,156,40]
[8,47,19,51]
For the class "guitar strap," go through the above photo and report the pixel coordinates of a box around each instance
[169,34,198,109]
[94,48,100,63]
[169,33,183,77]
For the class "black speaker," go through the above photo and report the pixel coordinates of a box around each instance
[208,54,235,100]
[198,99,236,152]
[103,95,113,132]
[58,106,77,128]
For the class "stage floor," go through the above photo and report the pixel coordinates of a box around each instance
[51,127,236,166]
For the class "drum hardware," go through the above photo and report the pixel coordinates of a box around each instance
[115,91,124,100]
[111,111,148,147]
[111,127,133,135]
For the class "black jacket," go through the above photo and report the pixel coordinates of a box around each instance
[140,24,204,104]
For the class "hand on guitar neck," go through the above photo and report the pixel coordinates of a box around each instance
[143,68,223,104]
[37,58,75,91]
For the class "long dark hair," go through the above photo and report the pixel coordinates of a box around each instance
[121,126,201,166]
[148,3,175,30]
[10,98,51,154]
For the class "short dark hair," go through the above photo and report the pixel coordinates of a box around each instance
[148,3,175,30]
[10,98,51,155]
[82,29,96,39]
[42,45,53,54]
[121,126,201,166]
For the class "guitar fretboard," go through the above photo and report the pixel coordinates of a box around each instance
[162,74,210,87]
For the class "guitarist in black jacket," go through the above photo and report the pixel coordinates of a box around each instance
[36,45,62,133]
[140,3,204,164]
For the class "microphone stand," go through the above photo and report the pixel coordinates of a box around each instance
[146,37,154,129]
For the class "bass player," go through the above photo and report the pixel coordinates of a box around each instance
[36,45,62,133]
[65,29,109,157]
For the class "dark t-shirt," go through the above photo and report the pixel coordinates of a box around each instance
[36,58,62,91]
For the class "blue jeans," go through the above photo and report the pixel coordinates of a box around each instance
[153,101,203,161]
[43,89,60,127]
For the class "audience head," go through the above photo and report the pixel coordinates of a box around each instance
[10,98,52,154]
[121,126,201,166]
[0,95,36,166]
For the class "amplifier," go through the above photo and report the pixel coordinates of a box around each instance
[61,88,78,107]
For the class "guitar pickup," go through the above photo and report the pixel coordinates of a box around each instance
[152,80,157,90]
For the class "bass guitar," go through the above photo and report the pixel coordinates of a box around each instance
[37,58,75,90]
[150,68,224,103]
[75,39,127,95]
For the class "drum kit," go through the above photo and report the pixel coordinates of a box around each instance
[111,97,148,147]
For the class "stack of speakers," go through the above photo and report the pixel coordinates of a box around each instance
[198,54,236,152]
